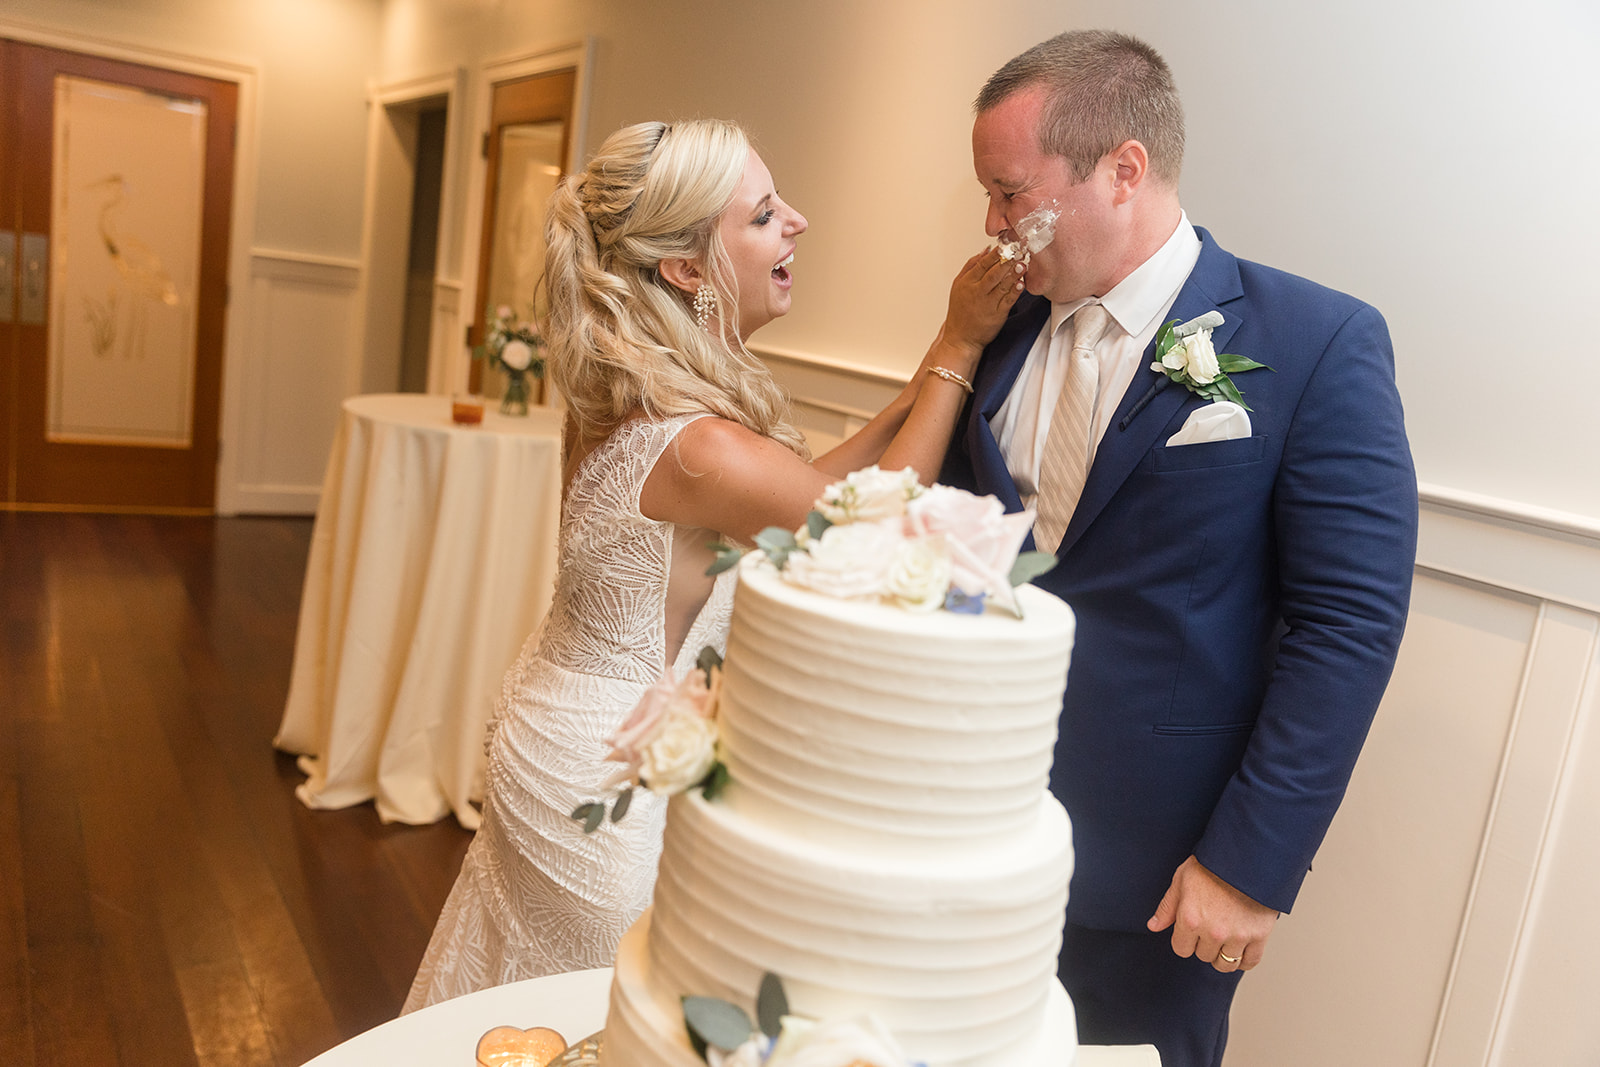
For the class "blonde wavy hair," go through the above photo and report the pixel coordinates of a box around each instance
[542,119,808,456]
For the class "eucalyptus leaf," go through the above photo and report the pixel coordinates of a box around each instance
[571,802,604,834]
[705,543,745,576]
[805,510,833,541]
[683,996,753,1052]
[700,761,731,802]
[697,646,724,676]
[1008,550,1059,587]
[610,787,633,823]
[756,972,789,1038]
[754,526,798,553]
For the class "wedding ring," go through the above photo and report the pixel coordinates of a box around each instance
[1219,951,1242,964]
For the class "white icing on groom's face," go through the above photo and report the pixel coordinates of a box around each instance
[973,87,1119,305]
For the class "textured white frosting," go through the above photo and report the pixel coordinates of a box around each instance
[601,555,1079,1067]
[718,557,1074,851]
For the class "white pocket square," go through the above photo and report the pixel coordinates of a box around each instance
[1166,400,1251,447]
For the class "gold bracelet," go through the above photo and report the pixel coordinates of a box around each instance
[927,365,974,394]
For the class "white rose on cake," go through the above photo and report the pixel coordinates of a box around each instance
[883,535,951,613]
[638,711,718,794]
[783,519,901,600]
[815,466,921,525]
[605,665,721,792]
[764,1014,915,1067]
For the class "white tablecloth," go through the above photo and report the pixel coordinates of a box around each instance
[300,967,1160,1066]
[275,393,564,828]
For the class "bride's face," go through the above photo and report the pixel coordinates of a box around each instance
[716,149,807,340]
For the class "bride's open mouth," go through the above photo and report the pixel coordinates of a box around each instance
[772,251,794,286]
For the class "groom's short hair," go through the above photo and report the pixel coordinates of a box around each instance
[976,29,1186,186]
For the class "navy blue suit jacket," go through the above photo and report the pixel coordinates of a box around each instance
[941,228,1418,929]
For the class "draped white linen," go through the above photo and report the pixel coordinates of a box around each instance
[275,393,563,829]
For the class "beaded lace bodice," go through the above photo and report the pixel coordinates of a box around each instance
[404,412,736,1012]
[536,413,733,685]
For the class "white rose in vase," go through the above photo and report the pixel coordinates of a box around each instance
[500,338,534,372]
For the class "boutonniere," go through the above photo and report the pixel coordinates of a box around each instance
[1151,311,1272,410]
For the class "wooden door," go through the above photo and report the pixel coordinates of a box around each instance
[0,41,236,511]
[468,68,575,397]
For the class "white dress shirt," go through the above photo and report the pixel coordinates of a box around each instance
[990,213,1202,510]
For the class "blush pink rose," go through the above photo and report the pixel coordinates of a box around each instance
[605,666,720,784]
[904,485,1033,612]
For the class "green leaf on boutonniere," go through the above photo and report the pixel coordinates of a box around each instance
[1009,550,1058,587]
[610,786,633,824]
[1217,354,1270,374]
[1211,377,1246,407]
[805,509,833,541]
[705,541,745,576]
[756,972,788,1038]
[683,996,753,1056]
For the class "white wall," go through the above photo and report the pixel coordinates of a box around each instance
[372,0,1600,523]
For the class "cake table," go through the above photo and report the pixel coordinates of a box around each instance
[297,968,1160,1066]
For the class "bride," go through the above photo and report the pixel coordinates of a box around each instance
[404,118,1021,1010]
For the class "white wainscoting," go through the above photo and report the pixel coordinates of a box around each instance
[219,250,362,514]
[1228,492,1600,1066]
[762,348,1600,1065]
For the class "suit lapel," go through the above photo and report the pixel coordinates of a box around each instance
[962,296,1049,516]
[1054,229,1246,556]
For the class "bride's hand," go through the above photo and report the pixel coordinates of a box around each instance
[941,249,1026,363]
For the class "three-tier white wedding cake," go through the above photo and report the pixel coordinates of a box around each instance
[600,547,1079,1067]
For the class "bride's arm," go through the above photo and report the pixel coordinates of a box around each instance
[810,248,1024,480]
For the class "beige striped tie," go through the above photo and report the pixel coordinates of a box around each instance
[1033,303,1111,553]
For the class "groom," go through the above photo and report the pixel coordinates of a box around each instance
[939,30,1417,1066]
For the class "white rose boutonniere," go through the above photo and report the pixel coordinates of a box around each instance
[1151,311,1272,409]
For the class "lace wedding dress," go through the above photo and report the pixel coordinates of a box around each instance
[404,413,736,1012]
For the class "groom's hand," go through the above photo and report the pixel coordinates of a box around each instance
[1148,855,1279,973]
[942,248,1025,357]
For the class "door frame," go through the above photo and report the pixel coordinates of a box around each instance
[354,70,467,401]
[449,39,593,399]
[0,17,259,514]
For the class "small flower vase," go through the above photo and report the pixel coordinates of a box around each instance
[500,370,530,416]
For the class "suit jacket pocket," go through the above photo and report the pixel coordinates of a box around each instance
[1151,720,1257,737]
[1151,434,1267,473]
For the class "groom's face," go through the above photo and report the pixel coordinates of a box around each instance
[973,88,1113,304]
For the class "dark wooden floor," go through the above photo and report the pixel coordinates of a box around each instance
[0,512,474,1066]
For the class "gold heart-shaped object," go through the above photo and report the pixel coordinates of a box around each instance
[475,1025,568,1066]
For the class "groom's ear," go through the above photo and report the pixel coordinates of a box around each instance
[659,258,702,295]
[1107,139,1151,205]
